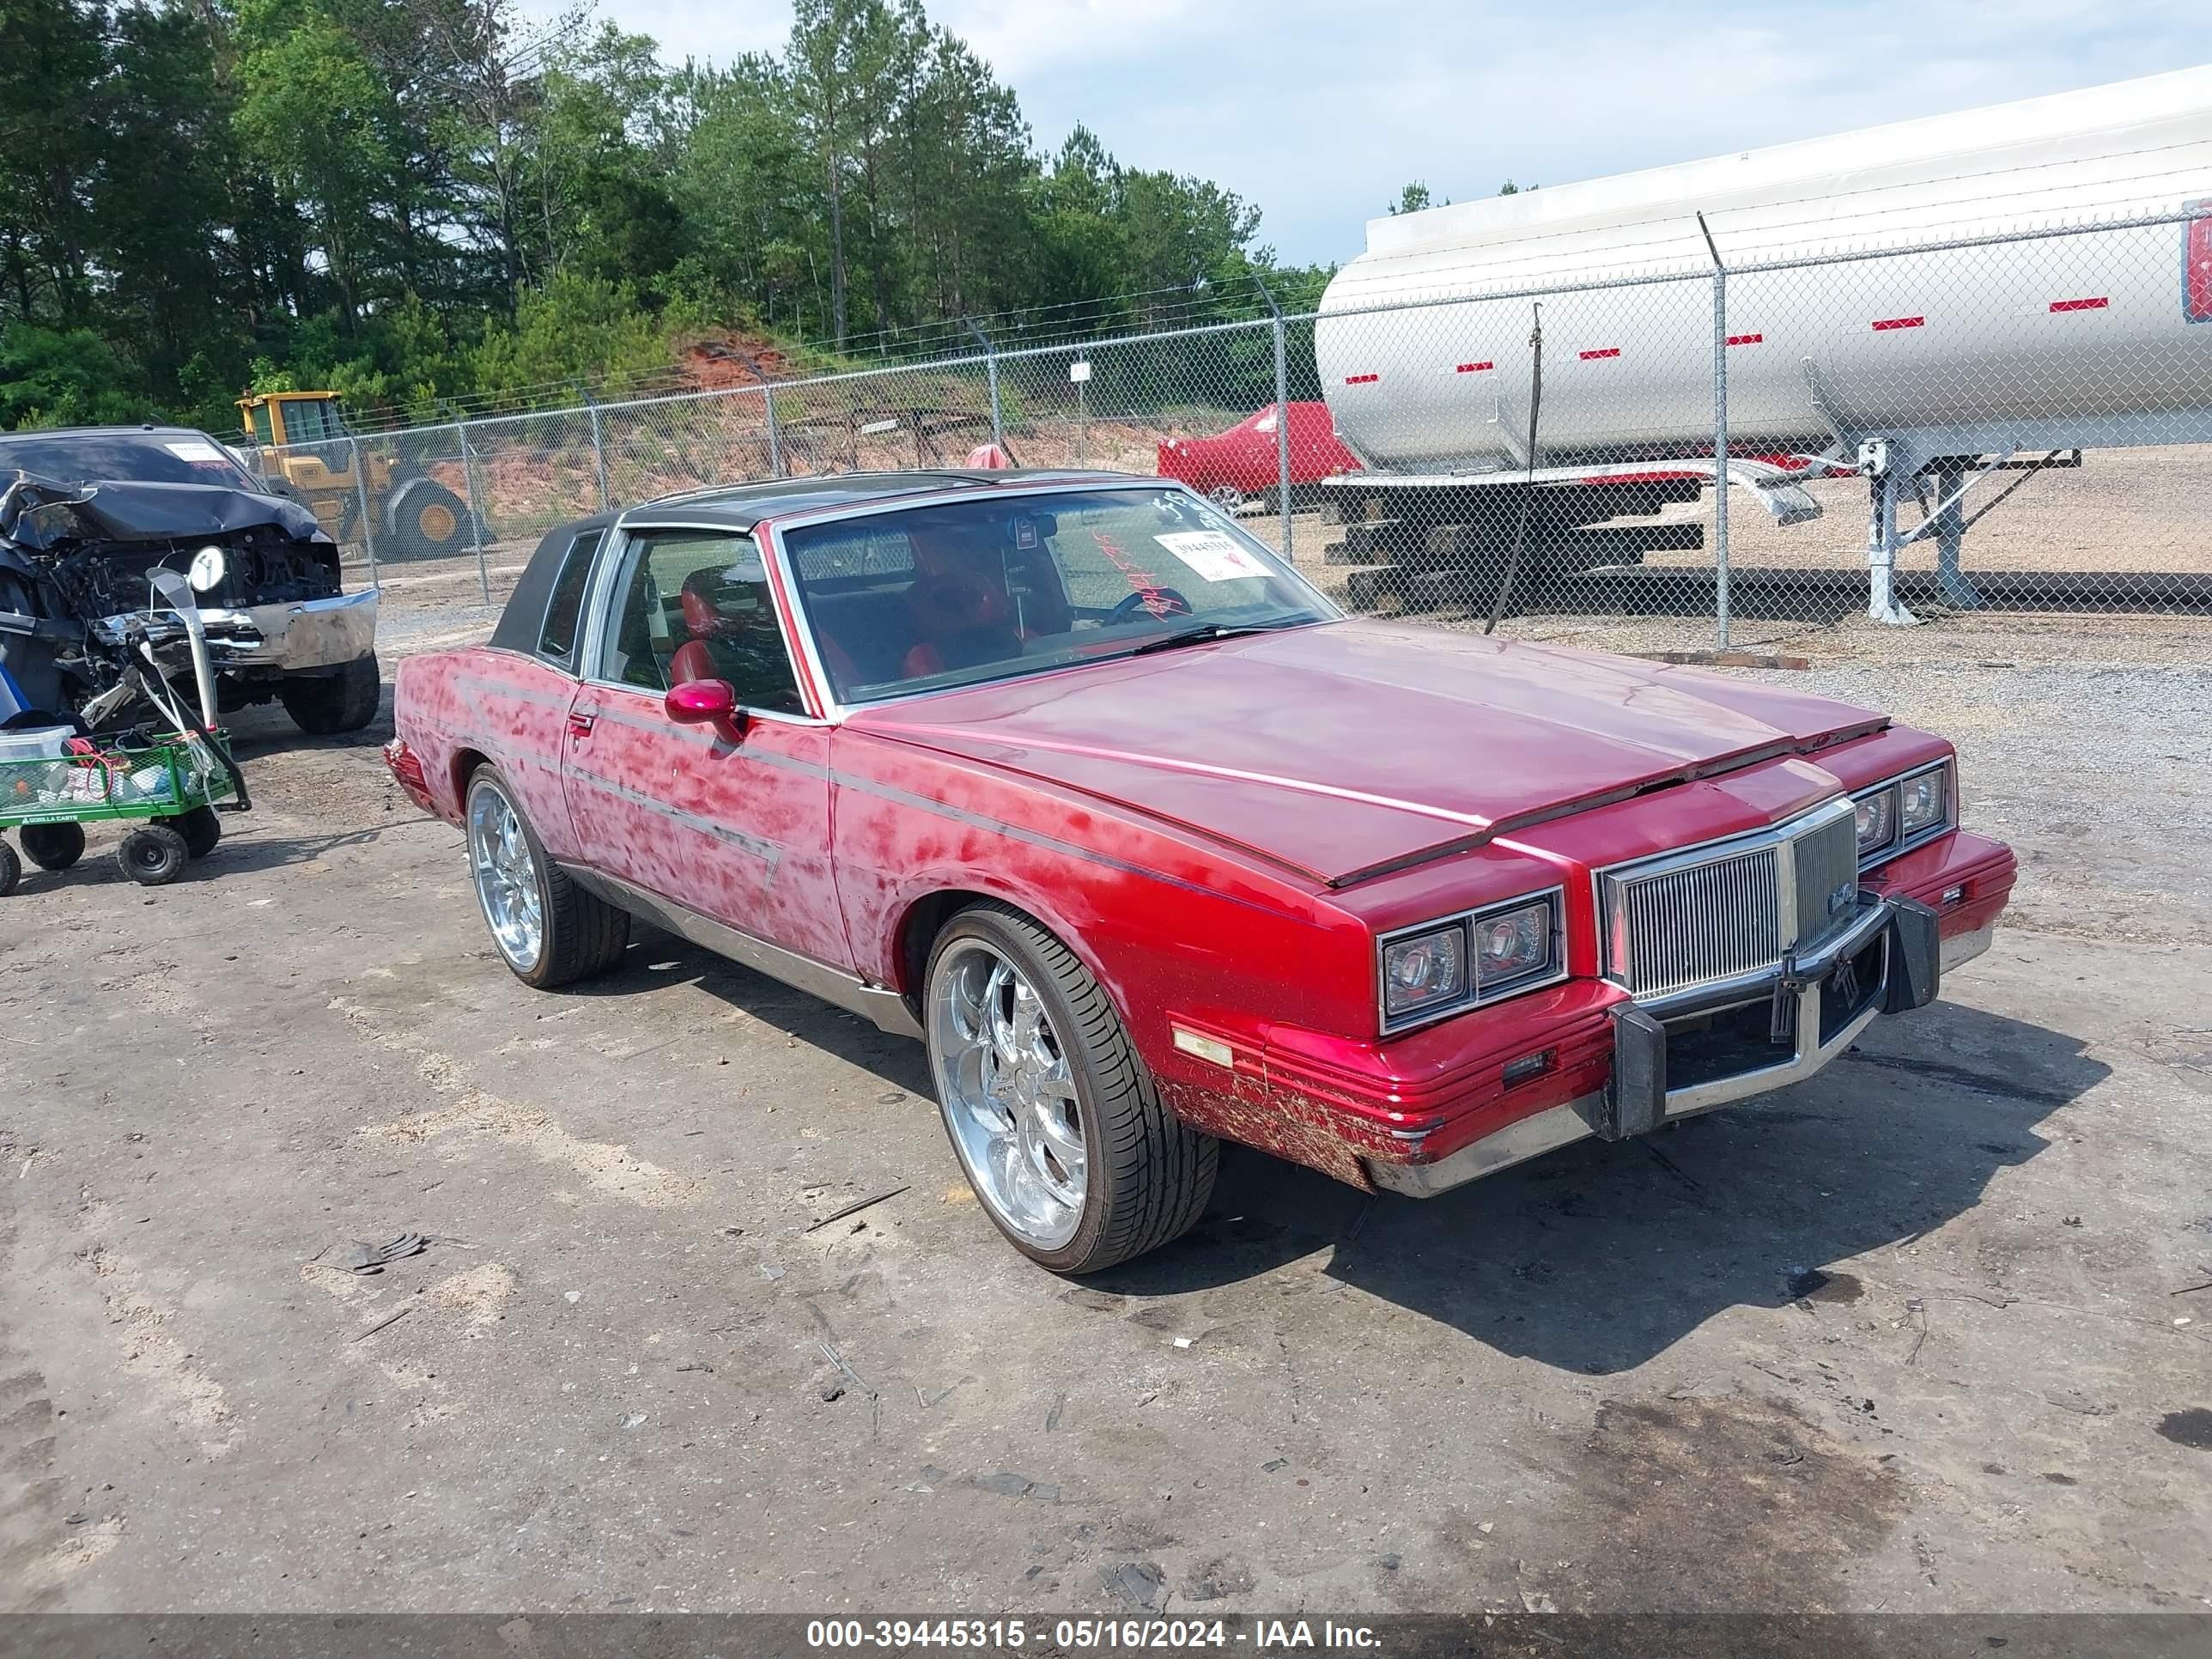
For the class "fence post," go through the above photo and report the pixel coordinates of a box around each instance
[733,349,784,477]
[1698,214,1731,651]
[347,435,379,588]
[456,422,490,605]
[964,318,1004,450]
[576,381,611,510]
[1254,276,1294,562]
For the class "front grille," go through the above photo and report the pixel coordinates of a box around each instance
[1601,801,1859,1002]
[1605,845,1784,1000]
[1790,810,1862,951]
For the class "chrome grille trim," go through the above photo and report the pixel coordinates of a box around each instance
[1791,809,1863,952]
[1599,799,1858,1003]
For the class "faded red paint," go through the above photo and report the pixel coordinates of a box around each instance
[388,484,2016,1191]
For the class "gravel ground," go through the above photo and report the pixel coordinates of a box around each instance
[3,605,2209,1617]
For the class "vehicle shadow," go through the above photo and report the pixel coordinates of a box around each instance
[562,924,937,1096]
[1087,999,2108,1374]
[535,927,2104,1376]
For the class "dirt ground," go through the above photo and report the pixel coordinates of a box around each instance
[3,586,2211,1615]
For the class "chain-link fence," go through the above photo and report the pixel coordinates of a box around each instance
[240,206,2212,653]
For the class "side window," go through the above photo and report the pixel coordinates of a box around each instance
[598,531,805,714]
[536,529,604,667]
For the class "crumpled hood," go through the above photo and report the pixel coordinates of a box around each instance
[849,619,1885,887]
[1,476,325,550]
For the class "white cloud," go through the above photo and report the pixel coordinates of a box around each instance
[541,0,2212,263]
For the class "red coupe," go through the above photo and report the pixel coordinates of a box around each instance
[386,470,2014,1273]
[1156,402,1360,509]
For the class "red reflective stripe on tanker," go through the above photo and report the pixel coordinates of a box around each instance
[1871,316,1925,331]
[1344,373,1379,385]
[1725,333,1763,346]
[1455,362,1493,374]
[2188,209,2212,322]
[2048,297,2109,313]
[1578,348,1621,361]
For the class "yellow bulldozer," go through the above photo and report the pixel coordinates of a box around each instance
[237,392,487,561]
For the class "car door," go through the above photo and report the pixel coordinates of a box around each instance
[562,526,848,970]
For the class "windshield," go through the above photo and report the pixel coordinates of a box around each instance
[0,430,254,489]
[779,486,1339,704]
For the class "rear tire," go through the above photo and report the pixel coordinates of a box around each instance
[18,821,85,872]
[465,765,629,989]
[0,841,19,896]
[281,653,381,736]
[924,902,1217,1274]
[118,823,189,887]
[162,806,221,860]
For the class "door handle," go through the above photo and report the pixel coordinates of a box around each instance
[567,712,597,738]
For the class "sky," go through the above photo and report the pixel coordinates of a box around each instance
[537,0,2212,267]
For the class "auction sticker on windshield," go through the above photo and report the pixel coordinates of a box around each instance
[1155,531,1269,582]
[165,440,228,463]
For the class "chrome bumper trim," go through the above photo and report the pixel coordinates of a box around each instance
[1941,926,1993,971]
[1370,896,1906,1200]
[112,588,380,672]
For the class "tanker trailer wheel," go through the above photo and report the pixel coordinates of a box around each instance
[385,478,473,561]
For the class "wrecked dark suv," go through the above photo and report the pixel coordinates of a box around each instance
[0,426,380,735]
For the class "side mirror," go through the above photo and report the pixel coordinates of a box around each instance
[665,678,745,738]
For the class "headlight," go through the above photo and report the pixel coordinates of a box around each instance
[1380,890,1561,1032]
[1382,926,1468,1022]
[1472,899,1552,983]
[1854,787,1897,854]
[1899,766,1948,835]
[186,544,227,593]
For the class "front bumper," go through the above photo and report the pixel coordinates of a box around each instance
[98,588,380,673]
[1370,890,1920,1196]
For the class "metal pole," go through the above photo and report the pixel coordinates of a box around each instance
[1929,459,1984,609]
[733,349,784,478]
[964,318,1003,450]
[347,435,379,588]
[458,424,489,605]
[577,381,611,510]
[1698,214,1730,651]
[1254,275,1293,562]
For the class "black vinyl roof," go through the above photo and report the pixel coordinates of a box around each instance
[490,470,1152,661]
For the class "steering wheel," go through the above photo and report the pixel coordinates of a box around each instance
[1107,586,1194,625]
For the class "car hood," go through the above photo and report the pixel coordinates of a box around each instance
[847,619,1886,887]
[0,477,324,550]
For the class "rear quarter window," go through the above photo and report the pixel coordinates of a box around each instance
[537,529,605,666]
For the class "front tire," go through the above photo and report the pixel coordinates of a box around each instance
[465,766,629,989]
[281,653,381,736]
[118,823,189,886]
[924,902,1217,1274]
[386,479,473,561]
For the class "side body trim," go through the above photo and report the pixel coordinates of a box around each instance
[562,864,924,1040]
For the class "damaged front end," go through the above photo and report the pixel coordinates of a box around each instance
[0,472,375,725]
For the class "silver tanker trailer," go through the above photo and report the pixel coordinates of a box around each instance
[1314,67,2212,623]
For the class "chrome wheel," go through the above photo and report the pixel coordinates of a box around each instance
[468,781,544,974]
[928,939,1086,1250]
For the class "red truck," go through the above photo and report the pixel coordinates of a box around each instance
[386,469,2014,1273]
